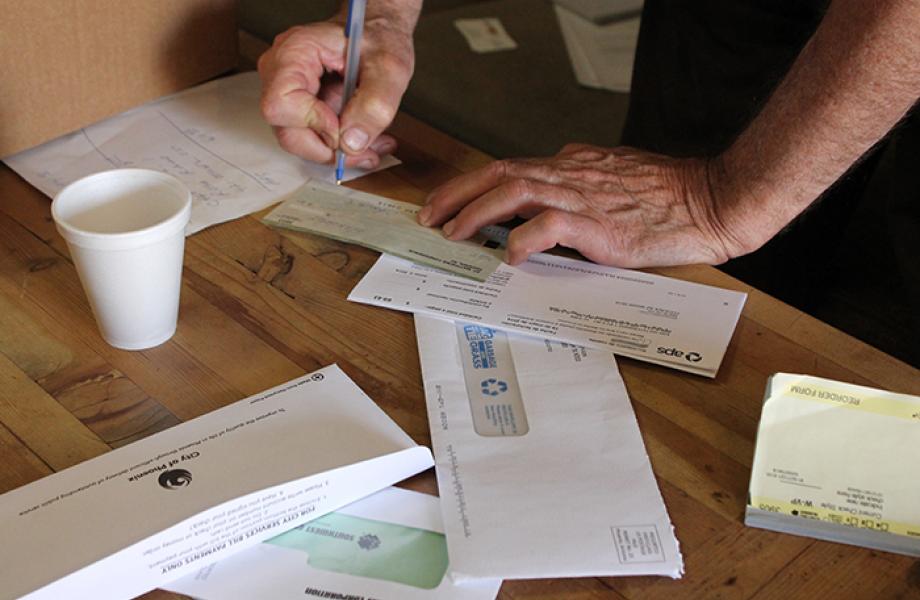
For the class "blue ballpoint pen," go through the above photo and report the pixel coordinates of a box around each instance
[335,0,367,185]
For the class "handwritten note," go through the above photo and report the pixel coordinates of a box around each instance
[3,72,399,234]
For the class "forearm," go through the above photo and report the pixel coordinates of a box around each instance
[713,0,920,254]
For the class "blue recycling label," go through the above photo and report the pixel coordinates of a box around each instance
[463,325,498,369]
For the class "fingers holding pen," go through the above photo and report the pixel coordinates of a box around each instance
[338,21,416,157]
[259,23,347,161]
[271,128,395,169]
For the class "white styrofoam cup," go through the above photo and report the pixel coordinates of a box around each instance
[51,169,192,350]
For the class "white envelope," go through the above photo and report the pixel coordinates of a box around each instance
[163,487,502,599]
[0,365,433,600]
[415,315,683,580]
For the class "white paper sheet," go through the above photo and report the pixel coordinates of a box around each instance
[554,0,644,24]
[454,18,518,53]
[0,365,433,600]
[555,5,640,93]
[415,315,682,580]
[3,72,399,234]
[349,253,746,377]
[163,487,502,599]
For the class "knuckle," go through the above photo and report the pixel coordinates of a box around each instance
[487,160,510,180]
[372,52,413,79]
[257,51,271,73]
[573,149,605,162]
[506,229,526,252]
[540,210,570,232]
[273,26,301,46]
[505,178,532,200]
[507,230,537,258]
[274,127,298,152]
[260,96,285,123]
[560,142,584,154]
[275,45,304,67]
[361,96,398,129]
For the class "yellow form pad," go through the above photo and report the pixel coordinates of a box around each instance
[746,373,920,555]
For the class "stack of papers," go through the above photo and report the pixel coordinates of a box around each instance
[746,374,920,556]
[0,366,433,599]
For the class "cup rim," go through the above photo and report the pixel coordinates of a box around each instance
[52,169,191,245]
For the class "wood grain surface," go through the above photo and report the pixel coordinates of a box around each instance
[1,39,918,599]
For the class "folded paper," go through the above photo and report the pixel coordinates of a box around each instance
[0,365,433,600]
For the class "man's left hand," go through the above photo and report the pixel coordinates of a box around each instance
[417,143,750,268]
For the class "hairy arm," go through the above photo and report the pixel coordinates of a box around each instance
[420,0,920,267]
[712,0,920,255]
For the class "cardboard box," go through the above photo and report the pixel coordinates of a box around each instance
[0,0,238,157]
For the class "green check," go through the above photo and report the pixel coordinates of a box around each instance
[263,181,505,281]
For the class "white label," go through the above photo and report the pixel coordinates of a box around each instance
[454,18,518,53]
[611,526,666,564]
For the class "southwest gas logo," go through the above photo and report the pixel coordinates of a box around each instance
[657,347,703,363]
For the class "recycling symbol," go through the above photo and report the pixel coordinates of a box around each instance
[481,378,508,396]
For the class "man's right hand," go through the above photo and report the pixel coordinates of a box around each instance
[257,4,420,169]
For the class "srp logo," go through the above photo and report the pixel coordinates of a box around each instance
[657,347,703,363]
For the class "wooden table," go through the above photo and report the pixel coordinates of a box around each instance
[2,83,919,600]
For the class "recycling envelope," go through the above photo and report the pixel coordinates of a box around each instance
[414,315,683,580]
[0,365,433,600]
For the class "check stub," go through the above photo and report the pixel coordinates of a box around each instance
[350,253,747,377]
[263,181,504,281]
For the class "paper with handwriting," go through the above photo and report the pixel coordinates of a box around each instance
[3,72,398,234]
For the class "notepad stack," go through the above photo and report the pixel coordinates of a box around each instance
[745,373,920,556]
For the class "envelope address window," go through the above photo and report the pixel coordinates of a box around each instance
[456,323,529,436]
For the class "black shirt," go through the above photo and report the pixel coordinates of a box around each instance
[623,0,919,367]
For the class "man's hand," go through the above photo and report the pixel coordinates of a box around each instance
[418,144,752,268]
[422,0,920,270]
[257,2,421,168]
